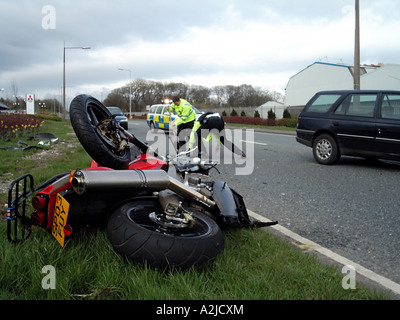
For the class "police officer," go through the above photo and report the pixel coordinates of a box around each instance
[168,96,196,150]
[188,112,246,157]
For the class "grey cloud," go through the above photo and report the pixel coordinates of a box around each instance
[1,0,399,100]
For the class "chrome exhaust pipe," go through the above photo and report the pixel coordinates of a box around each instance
[71,169,216,208]
[71,169,170,194]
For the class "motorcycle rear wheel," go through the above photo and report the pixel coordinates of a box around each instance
[70,94,131,169]
[107,198,224,270]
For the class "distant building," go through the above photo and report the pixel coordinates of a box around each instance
[284,62,400,111]
[256,101,285,119]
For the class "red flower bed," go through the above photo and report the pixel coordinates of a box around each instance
[131,115,147,120]
[0,114,44,140]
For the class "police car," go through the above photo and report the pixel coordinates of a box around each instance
[147,103,202,132]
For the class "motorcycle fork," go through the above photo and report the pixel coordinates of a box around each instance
[6,174,34,243]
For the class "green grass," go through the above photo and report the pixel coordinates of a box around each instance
[0,225,388,300]
[0,120,389,300]
[0,225,387,300]
[0,120,92,195]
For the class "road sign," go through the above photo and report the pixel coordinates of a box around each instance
[26,94,35,114]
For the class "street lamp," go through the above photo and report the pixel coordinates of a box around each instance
[63,41,91,120]
[354,0,360,90]
[118,68,132,119]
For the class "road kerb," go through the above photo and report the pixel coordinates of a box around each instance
[248,210,400,299]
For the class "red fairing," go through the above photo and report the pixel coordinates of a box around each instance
[127,154,167,170]
[90,160,114,170]
[90,157,167,171]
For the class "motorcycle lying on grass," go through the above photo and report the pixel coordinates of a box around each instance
[5,94,274,270]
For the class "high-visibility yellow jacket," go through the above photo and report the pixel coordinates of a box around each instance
[188,112,222,149]
[170,99,196,126]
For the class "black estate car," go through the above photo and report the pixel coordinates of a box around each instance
[107,106,128,130]
[296,90,400,165]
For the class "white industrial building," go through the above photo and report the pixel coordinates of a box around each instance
[284,62,400,110]
[256,101,285,119]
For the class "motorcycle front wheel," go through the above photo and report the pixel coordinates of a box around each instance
[70,94,131,169]
[107,198,224,270]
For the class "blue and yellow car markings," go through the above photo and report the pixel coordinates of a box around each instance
[147,105,176,130]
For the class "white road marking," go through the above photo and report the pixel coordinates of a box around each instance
[240,140,267,146]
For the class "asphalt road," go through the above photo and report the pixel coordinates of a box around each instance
[129,120,400,286]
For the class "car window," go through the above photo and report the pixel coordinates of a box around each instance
[334,94,377,118]
[192,105,202,114]
[306,94,342,113]
[165,108,177,115]
[155,105,164,114]
[381,94,400,119]
[107,107,123,115]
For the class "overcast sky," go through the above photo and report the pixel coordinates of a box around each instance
[1,0,399,103]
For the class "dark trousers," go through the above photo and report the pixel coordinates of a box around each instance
[176,120,195,150]
[194,117,245,157]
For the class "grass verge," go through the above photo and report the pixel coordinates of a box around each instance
[226,122,296,131]
[0,120,388,300]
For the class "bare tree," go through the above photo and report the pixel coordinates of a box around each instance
[11,80,22,111]
[103,90,128,110]
[103,80,282,112]
[188,85,210,104]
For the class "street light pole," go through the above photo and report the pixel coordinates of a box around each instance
[63,41,91,120]
[354,0,360,90]
[118,68,132,119]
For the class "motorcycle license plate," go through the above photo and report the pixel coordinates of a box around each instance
[52,194,70,247]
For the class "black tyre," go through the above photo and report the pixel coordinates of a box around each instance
[312,134,340,165]
[107,198,224,270]
[70,94,130,169]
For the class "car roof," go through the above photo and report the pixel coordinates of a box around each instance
[316,90,400,95]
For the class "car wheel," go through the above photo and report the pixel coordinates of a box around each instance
[312,134,340,165]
